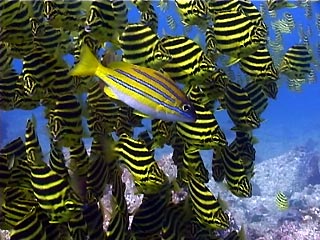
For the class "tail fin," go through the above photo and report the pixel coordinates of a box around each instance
[69,44,100,76]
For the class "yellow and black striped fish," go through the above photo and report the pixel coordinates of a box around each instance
[22,46,68,99]
[86,136,113,201]
[224,81,261,131]
[1,186,37,229]
[44,0,86,31]
[0,137,26,194]
[119,23,171,70]
[166,15,177,31]
[239,0,267,29]
[182,145,209,184]
[176,102,227,150]
[0,1,24,27]
[30,161,84,223]
[262,81,278,99]
[211,10,267,65]
[0,68,19,110]
[161,200,191,240]
[212,151,225,183]
[114,133,168,194]
[141,4,158,33]
[205,26,219,61]
[25,118,83,223]
[240,46,279,82]
[13,75,40,110]
[131,182,171,239]
[67,211,88,240]
[82,201,105,240]
[267,0,296,11]
[85,0,117,44]
[279,44,312,80]
[200,68,230,103]
[48,94,83,147]
[276,191,289,211]
[106,168,130,240]
[244,81,269,117]
[187,171,230,230]
[31,19,72,55]
[68,140,90,202]
[175,0,209,28]
[48,141,67,177]
[0,1,33,45]
[86,80,118,137]
[10,206,47,240]
[216,146,252,198]
[160,35,216,84]
[0,42,12,73]
[151,119,174,149]
[25,118,43,164]
[229,131,256,179]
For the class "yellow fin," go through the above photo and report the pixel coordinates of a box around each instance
[238,224,247,240]
[251,136,259,145]
[285,3,297,8]
[226,56,241,66]
[103,85,119,100]
[217,193,228,211]
[132,110,150,119]
[69,44,100,76]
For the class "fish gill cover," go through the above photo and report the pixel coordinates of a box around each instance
[0,0,320,239]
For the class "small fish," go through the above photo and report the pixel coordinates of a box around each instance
[115,133,168,194]
[160,35,216,84]
[132,0,151,12]
[279,44,312,80]
[0,42,13,74]
[216,146,253,198]
[119,23,171,70]
[161,200,191,240]
[212,10,267,65]
[106,168,130,240]
[70,44,196,122]
[158,0,170,12]
[83,201,105,240]
[175,0,209,29]
[244,81,269,118]
[181,144,209,185]
[224,81,261,131]
[187,171,230,230]
[176,102,227,150]
[166,15,177,31]
[240,46,279,82]
[267,0,297,11]
[131,182,171,239]
[141,4,158,33]
[0,69,19,110]
[276,191,289,210]
[47,94,83,147]
[86,136,114,201]
[10,206,47,240]
[212,151,226,183]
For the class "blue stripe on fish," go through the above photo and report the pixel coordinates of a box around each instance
[114,68,176,103]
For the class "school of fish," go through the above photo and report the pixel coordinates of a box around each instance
[0,0,318,239]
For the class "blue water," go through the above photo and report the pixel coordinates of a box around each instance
[0,1,320,164]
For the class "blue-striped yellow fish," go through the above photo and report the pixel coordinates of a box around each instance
[70,44,196,122]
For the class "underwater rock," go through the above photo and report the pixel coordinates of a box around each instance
[303,153,320,185]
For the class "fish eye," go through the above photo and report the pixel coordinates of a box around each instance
[182,104,191,112]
